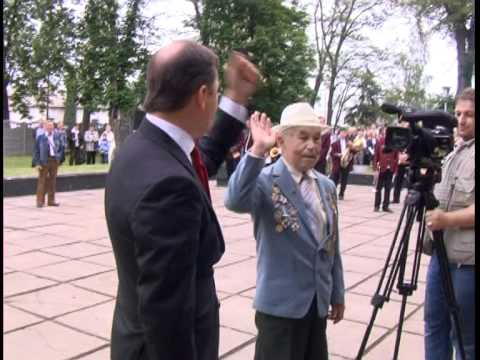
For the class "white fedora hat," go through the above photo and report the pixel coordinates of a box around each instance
[272,102,330,133]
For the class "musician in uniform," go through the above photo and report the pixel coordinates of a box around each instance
[373,127,399,212]
[329,126,363,200]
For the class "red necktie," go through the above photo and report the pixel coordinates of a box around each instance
[191,146,211,199]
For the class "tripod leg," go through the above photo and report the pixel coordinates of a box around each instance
[392,295,409,360]
[356,202,418,359]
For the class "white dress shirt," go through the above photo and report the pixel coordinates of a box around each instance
[146,96,248,163]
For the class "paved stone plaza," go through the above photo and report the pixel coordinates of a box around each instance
[4,183,429,359]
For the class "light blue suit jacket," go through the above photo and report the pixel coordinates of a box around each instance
[225,154,345,318]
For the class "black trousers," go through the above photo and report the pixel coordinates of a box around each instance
[375,169,393,209]
[254,297,328,360]
[330,167,350,196]
[86,151,96,164]
[393,164,407,202]
[69,147,80,165]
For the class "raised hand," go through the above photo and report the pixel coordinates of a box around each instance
[224,51,262,105]
[249,111,276,157]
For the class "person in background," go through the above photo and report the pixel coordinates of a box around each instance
[68,123,82,165]
[314,115,331,175]
[98,133,110,164]
[55,121,68,165]
[84,124,99,164]
[225,105,345,360]
[34,118,47,139]
[330,126,362,200]
[373,127,398,212]
[101,124,116,164]
[424,87,475,360]
[32,121,64,207]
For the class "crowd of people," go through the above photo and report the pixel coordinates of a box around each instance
[230,120,412,212]
[31,120,116,208]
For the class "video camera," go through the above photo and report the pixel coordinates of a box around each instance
[380,103,457,168]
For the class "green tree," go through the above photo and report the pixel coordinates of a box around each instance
[310,0,387,125]
[77,0,150,142]
[29,0,75,119]
[4,0,37,120]
[396,0,474,94]
[188,0,315,121]
[344,67,383,127]
[383,53,431,109]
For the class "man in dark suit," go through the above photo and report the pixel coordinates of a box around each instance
[32,121,64,207]
[105,40,260,360]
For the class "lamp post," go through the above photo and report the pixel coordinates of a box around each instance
[442,86,450,112]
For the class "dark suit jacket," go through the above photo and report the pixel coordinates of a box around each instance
[105,110,245,360]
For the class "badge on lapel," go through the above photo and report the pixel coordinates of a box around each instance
[272,183,300,233]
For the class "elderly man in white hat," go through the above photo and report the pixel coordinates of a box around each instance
[225,103,345,360]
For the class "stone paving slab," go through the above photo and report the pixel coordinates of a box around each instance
[3,184,428,359]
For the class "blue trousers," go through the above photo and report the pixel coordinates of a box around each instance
[424,251,475,360]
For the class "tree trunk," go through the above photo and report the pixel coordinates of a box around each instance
[454,24,467,94]
[4,79,9,121]
[82,107,91,131]
[310,72,323,106]
[326,71,337,126]
[110,104,121,149]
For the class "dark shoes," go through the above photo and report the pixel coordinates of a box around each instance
[374,207,379,212]
[338,194,344,200]
[37,204,44,208]
[47,202,60,207]
[391,200,400,204]
[383,207,393,213]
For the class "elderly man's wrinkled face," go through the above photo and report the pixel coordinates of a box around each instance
[455,99,475,141]
[277,126,322,173]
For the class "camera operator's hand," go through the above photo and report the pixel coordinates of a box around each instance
[328,303,345,324]
[425,209,449,231]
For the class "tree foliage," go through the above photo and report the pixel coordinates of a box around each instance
[310,0,387,125]
[189,0,315,121]
[344,67,383,127]
[396,0,474,94]
[4,0,37,120]
[77,0,151,141]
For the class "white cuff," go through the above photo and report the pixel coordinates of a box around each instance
[219,96,248,123]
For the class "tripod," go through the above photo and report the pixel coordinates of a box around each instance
[355,166,466,360]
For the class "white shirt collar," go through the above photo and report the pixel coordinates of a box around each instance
[281,157,317,185]
[146,113,195,163]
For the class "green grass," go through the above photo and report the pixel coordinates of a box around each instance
[4,155,109,178]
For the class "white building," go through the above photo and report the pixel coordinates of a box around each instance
[7,93,109,129]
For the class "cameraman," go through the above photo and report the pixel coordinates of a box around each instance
[424,87,475,360]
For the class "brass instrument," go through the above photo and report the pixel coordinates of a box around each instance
[340,137,364,168]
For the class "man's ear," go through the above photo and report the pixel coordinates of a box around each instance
[195,84,209,111]
[276,131,284,147]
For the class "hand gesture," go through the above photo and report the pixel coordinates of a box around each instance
[249,111,276,157]
[224,51,261,105]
